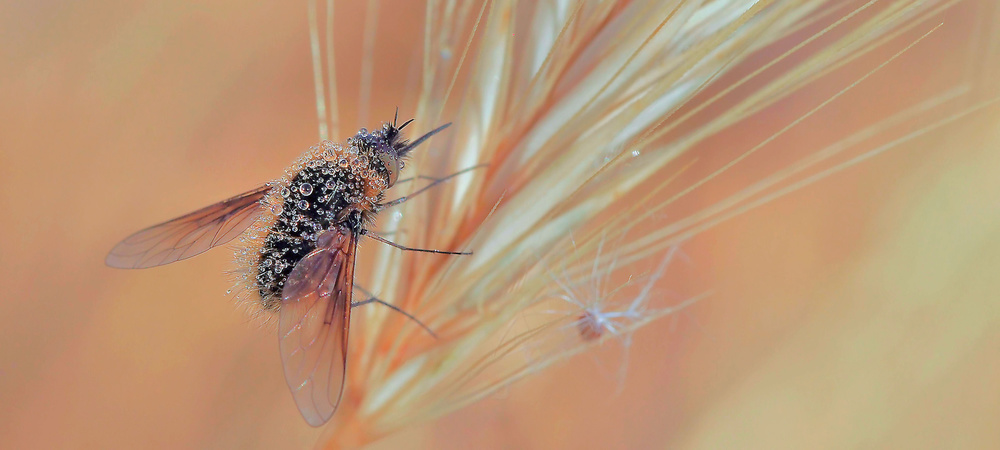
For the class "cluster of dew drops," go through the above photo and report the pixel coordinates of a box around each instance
[231,126,400,301]
[257,130,403,289]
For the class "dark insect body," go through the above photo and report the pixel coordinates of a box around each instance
[254,125,402,310]
[254,163,349,308]
[106,118,471,427]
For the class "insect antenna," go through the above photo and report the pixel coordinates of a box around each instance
[397,118,415,131]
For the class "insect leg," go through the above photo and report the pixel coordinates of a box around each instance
[362,231,471,255]
[351,296,437,338]
[369,229,406,238]
[394,173,450,185]
[380,163,489,208]
[353,283,375,298]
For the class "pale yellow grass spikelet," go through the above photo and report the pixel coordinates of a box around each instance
[301,0,975,446]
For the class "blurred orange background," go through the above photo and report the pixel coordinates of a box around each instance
[2,1,999,448]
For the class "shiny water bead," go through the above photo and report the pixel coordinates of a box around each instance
[299,183,313,196]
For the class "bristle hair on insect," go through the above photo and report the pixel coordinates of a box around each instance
[227,210,282,328]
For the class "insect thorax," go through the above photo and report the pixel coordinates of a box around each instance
[255,159,377,309]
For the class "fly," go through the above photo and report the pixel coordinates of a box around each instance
[106,115,477,426]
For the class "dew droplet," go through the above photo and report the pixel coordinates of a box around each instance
[631,150,640,157]
[270,203,283,215]
[296,199,308,210]
[299,183,313,196]
[280,187,291,198]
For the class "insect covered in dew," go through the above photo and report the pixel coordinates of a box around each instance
[106,115,476,427]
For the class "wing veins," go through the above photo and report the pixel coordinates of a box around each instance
[106,186,269,269]
[278,227,355,427]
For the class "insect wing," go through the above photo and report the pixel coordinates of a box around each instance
[106,186,270,269]
[279,228,356,427]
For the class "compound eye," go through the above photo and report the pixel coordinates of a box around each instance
[378,151,400,187]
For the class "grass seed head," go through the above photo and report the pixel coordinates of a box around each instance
[300,0,957,446]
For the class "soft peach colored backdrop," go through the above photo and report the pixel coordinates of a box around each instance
[1,1,998,448]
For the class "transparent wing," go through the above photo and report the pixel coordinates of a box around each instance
[279,227,356,427]
[106,185,270,269]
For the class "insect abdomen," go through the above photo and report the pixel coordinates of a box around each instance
[255,161,366,308]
